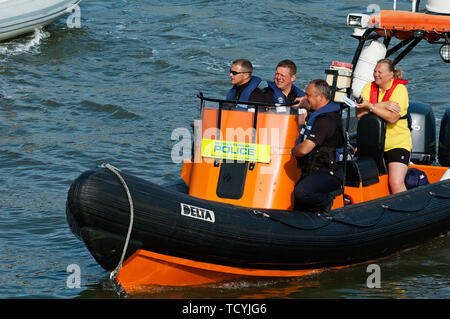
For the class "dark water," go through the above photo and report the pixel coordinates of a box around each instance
[0,0,449,299]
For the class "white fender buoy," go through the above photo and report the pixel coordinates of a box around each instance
[351,40,387,98]
[440,169,450,181]
[426,0,450,14]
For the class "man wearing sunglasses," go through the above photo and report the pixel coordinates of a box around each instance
[226,59,266,104]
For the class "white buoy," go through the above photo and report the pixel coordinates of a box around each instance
[426,0,450,14]
[440,169,450,181]
[351,40,387,98]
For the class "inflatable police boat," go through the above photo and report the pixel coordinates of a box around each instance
[66,2,450,293]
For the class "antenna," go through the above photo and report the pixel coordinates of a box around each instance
[411,0,420,12]
[411,0,421,12]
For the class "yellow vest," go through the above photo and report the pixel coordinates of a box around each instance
[361,80,412,152]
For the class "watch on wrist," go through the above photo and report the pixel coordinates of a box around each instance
[369,104,375,113]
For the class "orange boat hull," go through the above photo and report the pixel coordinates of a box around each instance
[116,249,322,293]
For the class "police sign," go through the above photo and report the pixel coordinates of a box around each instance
[201,139,271,163]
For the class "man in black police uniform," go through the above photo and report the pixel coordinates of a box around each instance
[291,79,344,212]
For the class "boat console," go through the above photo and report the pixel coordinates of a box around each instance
[181,97,301,210]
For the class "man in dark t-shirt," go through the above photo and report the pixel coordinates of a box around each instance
[291,79,344,212]
[226,59,266,103]
[261,59,305,105]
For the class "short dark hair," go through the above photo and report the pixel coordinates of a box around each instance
[277,59,297,75]
[310,79,331,101]
[232,59,253,73]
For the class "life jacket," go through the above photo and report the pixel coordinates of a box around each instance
[369,78,408,103]
[297,102,344,178]
[299,101,341,143]
[370,79,411,128]
[226,76,262,102]
[266,81,305,104]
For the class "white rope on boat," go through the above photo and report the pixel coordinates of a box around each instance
[101,163,134,282]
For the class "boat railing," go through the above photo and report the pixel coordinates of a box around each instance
[197,92,300,115]
[196,92,358,140]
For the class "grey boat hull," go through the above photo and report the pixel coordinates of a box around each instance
[0,0,81,41]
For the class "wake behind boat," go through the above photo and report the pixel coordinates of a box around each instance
[66,0,450,294]
[0,0,81,42]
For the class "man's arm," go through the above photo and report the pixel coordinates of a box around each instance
[356,98,401,124]
[291,139,316,157]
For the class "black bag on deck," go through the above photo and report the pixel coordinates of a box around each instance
[405,168,429,189]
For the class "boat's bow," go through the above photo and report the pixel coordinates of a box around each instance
[0,0,82,42]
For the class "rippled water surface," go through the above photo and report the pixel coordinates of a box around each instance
[1,0,449,299]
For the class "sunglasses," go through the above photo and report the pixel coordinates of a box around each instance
[229,69,251,75]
